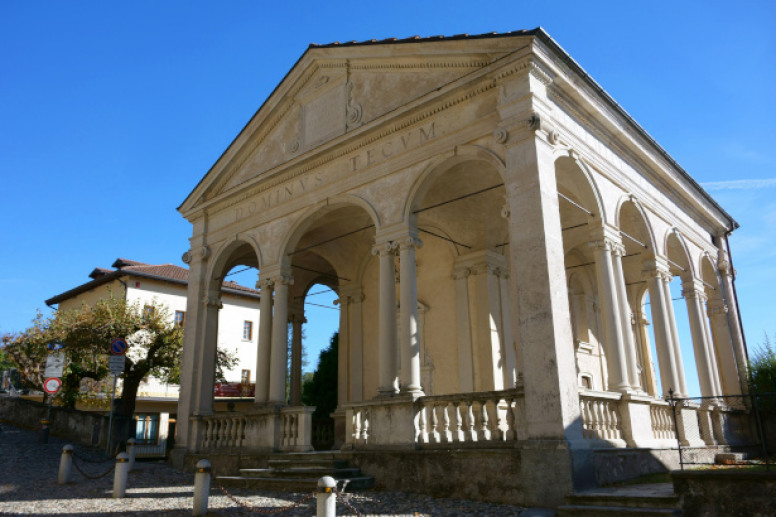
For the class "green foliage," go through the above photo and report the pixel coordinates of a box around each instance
[301,332,338,419]
[750,333,776,413]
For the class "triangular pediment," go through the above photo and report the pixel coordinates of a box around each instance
[179,32,538,216]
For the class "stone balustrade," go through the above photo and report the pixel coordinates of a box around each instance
[579,392,624,442]
[192,405,314,453]
[344,388,524,449]
[649,402,675,440]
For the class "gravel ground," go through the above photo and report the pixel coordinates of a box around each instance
[0,423,532,516]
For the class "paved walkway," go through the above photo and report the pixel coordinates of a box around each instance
[0,423,533,516]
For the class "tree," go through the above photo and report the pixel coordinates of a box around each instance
[2,295,236,425]
[750,333,776,413]
[301,332,338,419]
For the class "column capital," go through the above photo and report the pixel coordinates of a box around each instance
[452,266,471,280]
[371,240,398,256]
[641,256,672,282]
[706,298,728,316]
[255,278,274,290]
[204,294,223,310]
[681,278,707,301]
[398,235,423,251]
[588,225,623,252]
[717,249,734,278]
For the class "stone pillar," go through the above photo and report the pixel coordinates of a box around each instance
[335,293,350,406]
[398,235,423,397]
[589,230,630,393]
[176,244,211,450]
[662,274,688,397]
[642,260,683,397]
[453,266,474,392]
[254,277,273,405]
[469,262,505,391]
[373,242,399,397]
[632,301,658,397]
[268,273,292,405]
[503,128,580,442]
[682,278,720,397]
[195,291,221,415]
[611,243,642,392]
[717,249,749,395]
[289,311,305,406]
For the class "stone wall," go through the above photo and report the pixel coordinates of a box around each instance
[0,397,107,448]
[672,469,776,516]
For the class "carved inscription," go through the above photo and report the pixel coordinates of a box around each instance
[348,122,436,173]
[235,174,324,221]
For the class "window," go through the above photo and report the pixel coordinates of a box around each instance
[242,320,253,341]
[241,369,250,384]
[143,305,155,320]
[174,310,186,327]
[134,413,160,444]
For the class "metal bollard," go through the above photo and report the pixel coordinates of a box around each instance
[126,438,136,471]
[192,459,211,516]
[317,476,336,517]
[38,419,50,444]
[113,452,130,498]
[58,444,74,484]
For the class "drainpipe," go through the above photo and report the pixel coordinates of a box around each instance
[723,231,748,360]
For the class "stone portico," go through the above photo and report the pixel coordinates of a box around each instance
[173,29,750,507]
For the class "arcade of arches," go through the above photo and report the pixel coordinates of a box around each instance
[172,30,749,506]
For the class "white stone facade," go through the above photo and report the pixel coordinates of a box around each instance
[174,30,749,505]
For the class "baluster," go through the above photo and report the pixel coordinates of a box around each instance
[493,399,505,441]
[602,401,613,439]
[595,400,606,439]
[454,402,464,442]
[430,404,441,443]
[225,418,235,447]
[580,400,590,439]
[467,401,477,442]
[478,401,490,441]
[610,403,621,440]
[506,397,517,441]
[235,418,244,447]
[441,403,452,443]
[353,411,362,443]
[419,405,429,443]
[202,420,211,448]
[361,411,369,442]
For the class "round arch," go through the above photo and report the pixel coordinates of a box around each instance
[205,235,263,291]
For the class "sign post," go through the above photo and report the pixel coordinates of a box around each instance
[41,343,66,444]
[106,338,127,456]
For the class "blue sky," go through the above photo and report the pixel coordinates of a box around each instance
[1,2,774,388]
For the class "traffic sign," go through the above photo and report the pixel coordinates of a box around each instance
[110,337,127,356]
[109,355,125,375]
[43,377,62,394]
[44,352,65,378]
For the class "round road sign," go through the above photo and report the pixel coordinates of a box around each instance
[110,337,128,355]
[43,377,62,394]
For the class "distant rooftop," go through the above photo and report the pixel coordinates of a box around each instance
[47,258,259,306]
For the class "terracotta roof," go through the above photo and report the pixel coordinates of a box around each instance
[308,29,537,49]
[47,259,260,306]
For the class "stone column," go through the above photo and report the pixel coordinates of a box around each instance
[194,291,221,415]
[348,289,364,402]
[268,273,292,405]
[335,293,350,406]
[611,243,642,391]
[373,242,399,397]
[642,260,683,397]
[453,266,474,392]
[399,235,423,397]
[499,271,518,389]
[682,278,720,397]
[717,249,749,395]
[707,299,740,396]
[589,231,630,393]
[289,312,305,406]
[662,274,688,397]
[254,278,274,405]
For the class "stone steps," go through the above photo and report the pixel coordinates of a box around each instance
[216,452,374,492]
[557,483,681,517]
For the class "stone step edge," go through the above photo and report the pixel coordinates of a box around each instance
[557,504,680,515]
[565,495,679,508]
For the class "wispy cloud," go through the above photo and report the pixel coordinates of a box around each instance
[723,142,775,165]
[702,178,776,191]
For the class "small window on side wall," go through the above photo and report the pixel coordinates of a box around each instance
[242,320,253,341]
[174,311,185,327]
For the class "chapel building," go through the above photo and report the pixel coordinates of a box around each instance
[174,29,749,506]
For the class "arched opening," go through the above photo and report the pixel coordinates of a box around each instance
[202,240,262,412]
[409,158,511,393]
[282,202,377,447]
[665,232,700,397]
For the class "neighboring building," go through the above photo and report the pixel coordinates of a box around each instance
[46,258,261,455]
[174,29,750,507]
